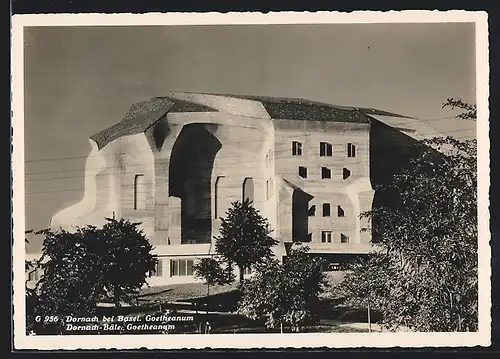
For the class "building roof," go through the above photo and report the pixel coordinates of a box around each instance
[224,93,413,121]
[90,92,412,150]
[90,98,175,149]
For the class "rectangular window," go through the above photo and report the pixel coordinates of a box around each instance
[266,180,269,199]
[308,205,316,216]
[186,260,194,276]
[343,168,351,180]
[323,203,331,217]
[154,259,163,276]
[133,174,146,210]
[321,167,332,179]
[347,143,356,158]
[341,233,350,243]
[321,231,333,243]
[179,260,187,276]
[320,142,333,156]
[292,141,303,156]
[299,166,307,178]
[337,206,345,217]
[170,260,178,277]
[243,177,254,203]
[215,176,225,219]
[307,233,313,242]
[170,259,195,277]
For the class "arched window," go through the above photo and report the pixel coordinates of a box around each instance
[243,177,254,203]
[215,176,225,218]
[133,174,146,210]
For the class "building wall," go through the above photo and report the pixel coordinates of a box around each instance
[50,109,374,287]
[273,119,372,247]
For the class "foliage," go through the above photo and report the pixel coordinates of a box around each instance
[25,230,40,334]
[96,218,157,306]
[442,98,477,120]
[32,218,156,333]
[337,135,478,332]
[237,244,327,332]
[193,257,235,294]
[214,199,278,283]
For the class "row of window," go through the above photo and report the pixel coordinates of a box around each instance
[299,166,351,180]
[319,231,350,244]
[152,259,195,277]
[292,141,356,158]
[309,203,345,217]
[152,258,252,277]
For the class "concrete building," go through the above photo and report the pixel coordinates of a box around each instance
[47,92,442,286]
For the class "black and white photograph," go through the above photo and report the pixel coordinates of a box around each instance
[12,11,490,349]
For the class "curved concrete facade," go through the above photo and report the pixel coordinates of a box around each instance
[51,92,381,286]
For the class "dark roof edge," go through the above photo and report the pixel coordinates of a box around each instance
[168,91,414,119]
[90,106,172,150]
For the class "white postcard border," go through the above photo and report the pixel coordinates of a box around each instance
[11,10,491,350]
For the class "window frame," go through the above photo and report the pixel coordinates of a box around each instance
[308,204,316,216]
[320,141,333,157]
[341,233,350,244]
[154,259,163,277]
[321,166,332,179]
[292,141,303,156]
[170,259,195,277]
[342,167,351,180]
[322,203,331,217]
[321,230,333,243]
[299,166,308,178]
[347,143,356,158]
[133,174,145,210]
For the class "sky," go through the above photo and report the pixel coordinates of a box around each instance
[22,23,477,252]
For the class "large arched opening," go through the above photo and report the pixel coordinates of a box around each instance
[169,124,222,244]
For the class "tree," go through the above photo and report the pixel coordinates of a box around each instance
[25,230,39,334]
[337,134,478,332]
[237,244,327,333]
[442,98,477,120]
[214,199,277,283]
[97,218,157,307]
[33,218,157,333]
[193,256,235,298]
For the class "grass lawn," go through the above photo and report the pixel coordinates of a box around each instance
[137,281,239,302]
[137,271,345,303]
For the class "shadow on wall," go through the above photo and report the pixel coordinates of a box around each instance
[169,124,222,244]
[369,118,438,241]
[292,189,314,243]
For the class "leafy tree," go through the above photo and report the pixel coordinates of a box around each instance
[25,230,38,334]
[237,244,327,333]
[336,134,478,332]
[32,218,157,333]
[214,199,277,283]
[193,256,235,298]
[442,98,477,120]
[97,218,157,307]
